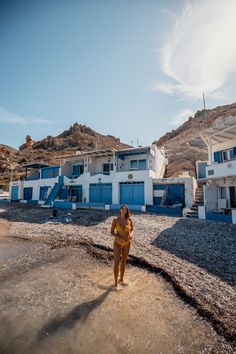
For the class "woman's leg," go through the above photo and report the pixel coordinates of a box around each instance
[119,242,130,283]
[113,241,121,287]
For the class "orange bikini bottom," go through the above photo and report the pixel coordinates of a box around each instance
[114,237,130,248]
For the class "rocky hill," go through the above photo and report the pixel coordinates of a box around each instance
[1,102,236,190]
[154,102,236,178]
[0,123,130,190]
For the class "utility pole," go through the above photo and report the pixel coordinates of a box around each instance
[202,92,207,128]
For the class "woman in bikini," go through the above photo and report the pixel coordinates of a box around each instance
[111,205,134,288]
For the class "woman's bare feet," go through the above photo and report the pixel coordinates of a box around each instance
[118,279,129,286]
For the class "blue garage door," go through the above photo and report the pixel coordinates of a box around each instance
[89,183,112,204]
[120,182,144,205]
[23,187,33,200]
[11,186,19,200]
[153,184,185,206]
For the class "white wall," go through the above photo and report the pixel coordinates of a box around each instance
[89,156,112,173]
[204,184,218,211]
[23,177,58,200]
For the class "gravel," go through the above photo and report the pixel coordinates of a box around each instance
[1,203,236,347]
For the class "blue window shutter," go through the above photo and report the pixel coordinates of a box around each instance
[214,151,222,163]
[233,147,236,158]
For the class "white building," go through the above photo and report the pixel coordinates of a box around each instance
[10,144,197,213]
[197,115,236,223]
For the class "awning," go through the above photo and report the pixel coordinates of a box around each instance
[200,116,236,146]
[22,163,51,169]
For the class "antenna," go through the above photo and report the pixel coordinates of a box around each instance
[202,92,207,128]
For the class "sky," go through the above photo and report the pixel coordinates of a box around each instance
[0,0,236,149]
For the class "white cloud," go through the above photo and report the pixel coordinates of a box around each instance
[155,0,236,100]
[0,107,26,124]
[169,108,194,126]
[31,117,52,125]
[0,107,52,125]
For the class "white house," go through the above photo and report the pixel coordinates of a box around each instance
[197,115,236,223]
[9,144,196,213]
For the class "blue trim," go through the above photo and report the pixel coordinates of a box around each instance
[76,202,105,209]
[27,200,38,205]
[147,205,182,216]
[206,212,232,223]
[53,201,72,209]
[110,204,143,211]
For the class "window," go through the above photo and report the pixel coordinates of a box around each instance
[103,163,113,174]
[139,159,146,170]
[130,159,147,170]
[72,164,84,176]
[222,147,236,162]
[222,150,230,162]
[130,160,138,169]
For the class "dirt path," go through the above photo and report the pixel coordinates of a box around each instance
[0,224,232,354]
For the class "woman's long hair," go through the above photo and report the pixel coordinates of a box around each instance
[119,204,131,219]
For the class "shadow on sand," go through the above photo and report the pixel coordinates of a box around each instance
[151,218,236,284]
[38,287,113,340]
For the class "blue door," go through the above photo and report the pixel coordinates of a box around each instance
[39,186,50,200]
[153,184,185,206]
[11,186,19,200]
[89,183,112,204]
[198,162,207,179]
[23,187,33,200]
[120,182,144,205]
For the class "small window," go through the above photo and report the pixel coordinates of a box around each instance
[222,151,229,162]
[139,159,146,170]
[130,160,138,169]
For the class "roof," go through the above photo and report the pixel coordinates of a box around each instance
[22,163,51,169]
[200,115,236,146]
[58,148,117,160]
[116,146,151,160]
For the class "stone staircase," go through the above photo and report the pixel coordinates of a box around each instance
[186,186,204,218]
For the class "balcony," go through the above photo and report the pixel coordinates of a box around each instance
[25,173,40,181]
[206,159,236,179]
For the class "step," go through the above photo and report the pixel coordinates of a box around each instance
[191,206,198,211]
[186,214,198,218]
[186,211,198,215]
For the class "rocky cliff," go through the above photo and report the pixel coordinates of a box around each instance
[1,102,236,190]
[154,102,236,178]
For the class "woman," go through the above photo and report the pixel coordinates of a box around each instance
[111,205,134,288]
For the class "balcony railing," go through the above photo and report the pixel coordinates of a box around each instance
[25,174,40,181]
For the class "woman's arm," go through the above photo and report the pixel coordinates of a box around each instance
[111,218,117,236]
[128,219,134,240]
